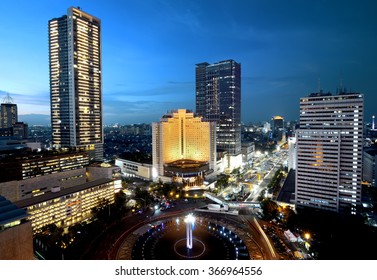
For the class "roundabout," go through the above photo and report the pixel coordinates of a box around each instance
[115,212,263,260]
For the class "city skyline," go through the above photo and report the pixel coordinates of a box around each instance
[0,0,377,125]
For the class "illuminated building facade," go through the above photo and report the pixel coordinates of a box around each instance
[152,109,216,185]
[49,7,103,161]
[195,60,241,169]
[0,151,89,182]
[295,92,364,214]
[0,103,17,129]
[14,178,115,233]
[0,151,89,201]
[271,116,284,130]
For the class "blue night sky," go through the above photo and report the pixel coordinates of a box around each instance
[0,0,376,125]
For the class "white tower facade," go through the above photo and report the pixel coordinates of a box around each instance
[295,93,364,214]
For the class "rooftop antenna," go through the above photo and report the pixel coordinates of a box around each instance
[2,92,14,104]
[317,78,322,93]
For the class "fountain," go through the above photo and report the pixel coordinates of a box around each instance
[184,214,195,249]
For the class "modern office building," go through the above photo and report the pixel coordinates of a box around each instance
[0,195,33,260]
[49,7,103,161]
[0,94,18,129]
[295,91,364,214]
[14,178,115,233]
[152,109,216,185]
[195,60,241,170]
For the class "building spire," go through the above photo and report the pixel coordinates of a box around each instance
[317,78,322,93]
[2,92,14,104]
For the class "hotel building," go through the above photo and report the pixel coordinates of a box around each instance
[14,178,115,233]
[152,109,216,185]
[49,7,103,161]
[295,92,364,214]
[195,60,242,170]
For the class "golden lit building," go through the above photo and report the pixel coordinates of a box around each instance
[152,109,216,185]
[14,178,115,233]
[49,7,103,161]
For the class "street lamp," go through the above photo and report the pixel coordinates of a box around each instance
[304,233,311,240]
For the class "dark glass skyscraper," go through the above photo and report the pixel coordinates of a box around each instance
[49,7,103,161]
[195,60,241,160]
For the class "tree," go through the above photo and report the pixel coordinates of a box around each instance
[216,174,230,191]
[260,198,278,220]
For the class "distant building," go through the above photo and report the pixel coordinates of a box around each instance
[263,122,271,133]
[152,109,217,185]
[0,102,17,129]
[366,115,377,141]
[241,142,255,165]
[363,147,377,187]
[0,195,33,260]
[0,139,41,158]
[115,158,153,180]
[14,178,115,233]
[271,116,285,142]
[12,122,28,139]
[271,116,284,131]
[196,60,242,170]
[49,7,103,161]
[295,92,364,214]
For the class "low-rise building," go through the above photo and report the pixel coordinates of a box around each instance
[0,151,89,201]
[14,178,115,233]
[0,195,33,259]
[115,158,153,180]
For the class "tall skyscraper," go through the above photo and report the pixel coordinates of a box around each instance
[295,91,364,214]
[49,7,103,161]
[0,93,17,129]
[152,109,216,185]
[195,60,241,169]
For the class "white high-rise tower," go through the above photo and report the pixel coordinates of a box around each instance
[295,92,364,214]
